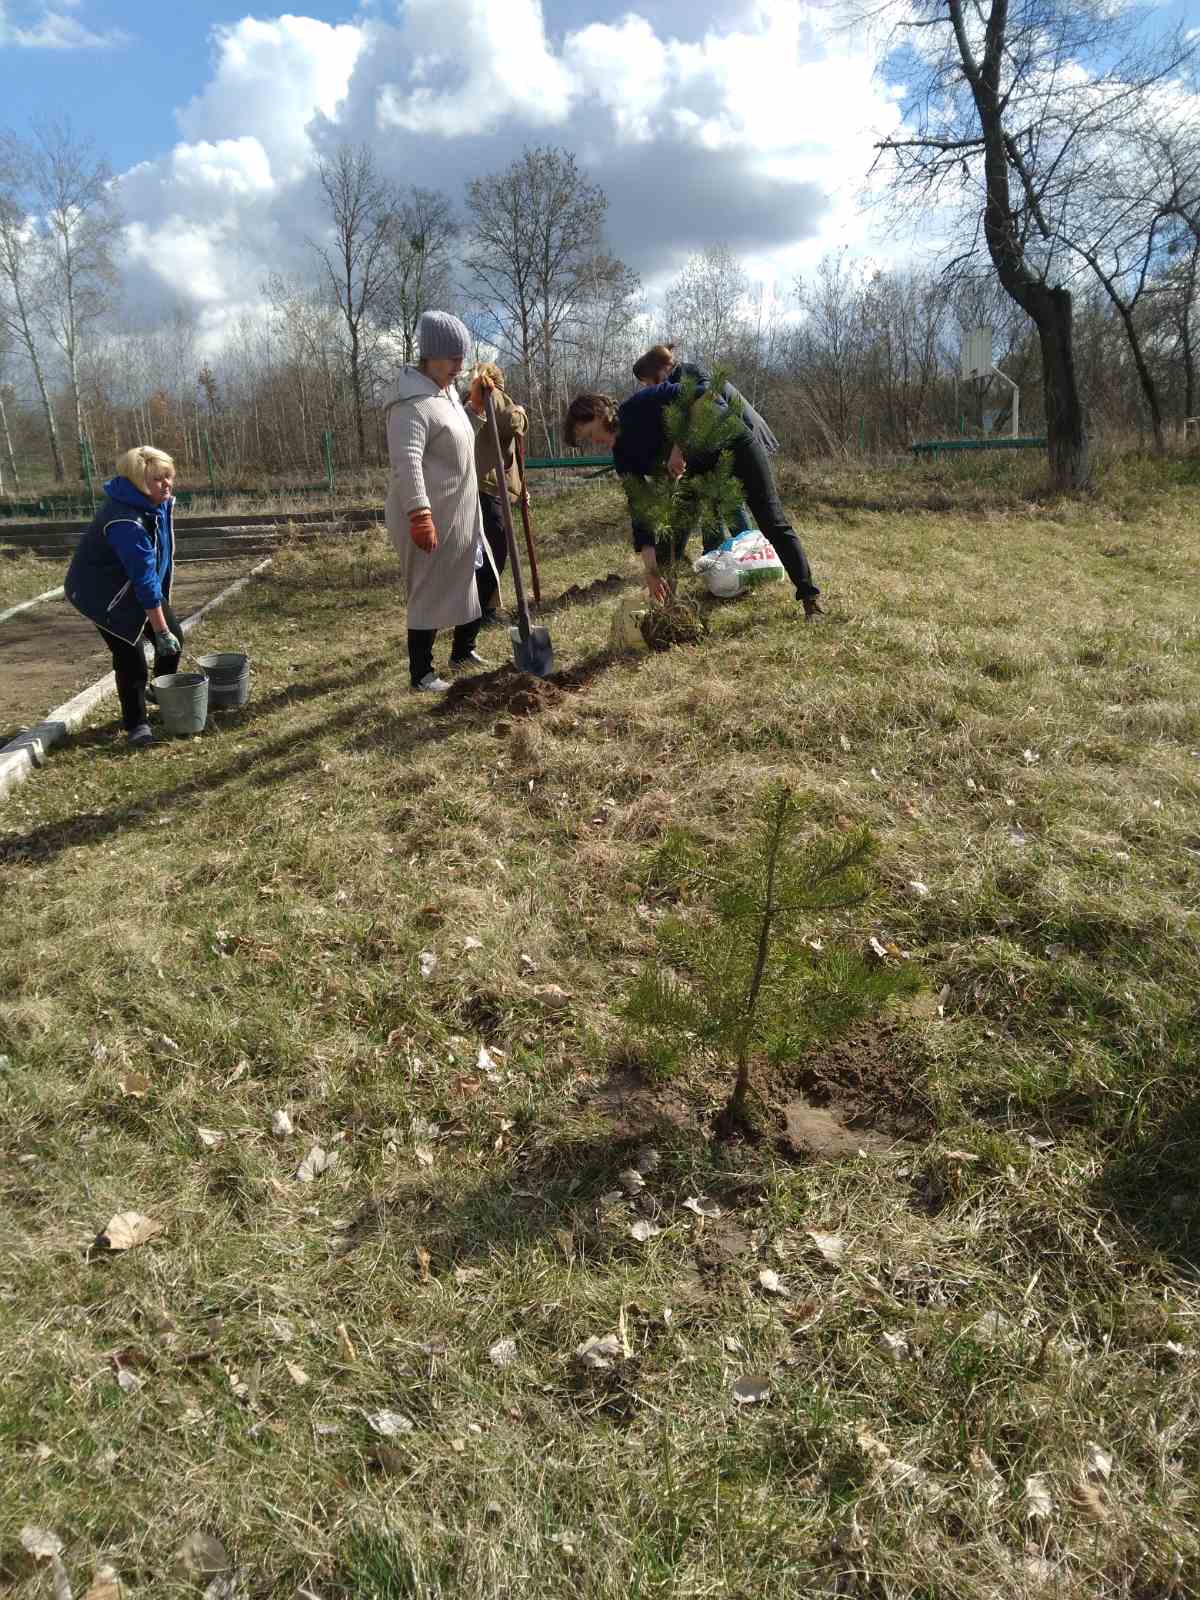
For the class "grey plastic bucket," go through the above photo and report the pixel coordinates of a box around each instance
[195,651,249,710]
[151,671,209,735]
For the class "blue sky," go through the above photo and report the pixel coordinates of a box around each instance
[1,0,1196,350]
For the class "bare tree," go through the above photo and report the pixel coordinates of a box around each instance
[309,144,394,464]
[466,146,609,451]
[663,246,749,372]
[0,134,65,480]
[380,187,459,365]
[26,119,119,477]
[871,0,1192,487]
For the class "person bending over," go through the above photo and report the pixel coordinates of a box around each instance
[64,445,183,748]
[564,382,822,617]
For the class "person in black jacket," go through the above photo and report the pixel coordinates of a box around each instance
[64,446,183,747]
[632,343,780,454]
[564,382,822,617]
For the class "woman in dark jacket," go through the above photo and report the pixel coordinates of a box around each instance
[64,445,183,747]
[632,343,781,454]
[564,382,821,617]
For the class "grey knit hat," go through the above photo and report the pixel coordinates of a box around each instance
[417,310,472,362]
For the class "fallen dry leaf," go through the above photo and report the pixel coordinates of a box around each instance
[196,1128,225,1149]
[20,1526,64,1560]
[634,1146,660,1174]
[856,1429,940,1499]
[96,1212,163,1253]
[908,880,931,898]
[455,1265,485,1285]
[1023,1472,1054,1522]
[173,1532,231,1584]
[285,1362,309,1388]
[412,1145,435,1169]
[682,1195,721,1219]
[554,1229,576,1260]
[575,1334,623,1370]
[366,1409,413,1438]
[806,1230,847,1265]
[116,1071,150,1098]
[477,1044,501,1078]
[629,1219,661,1243]
[1085,1442,1113,1482]
[488,1336,518,1368]
[418,950,438,980]
[878,1331,911,1362]
[414,1245,432,1282]
[758,1268,786,1296]
[617,1167,645,1196]
[969,1446,1005,1508]
[462,936,483,952]
[532,984,571,1010]
[295,1146,338,1183]
[270,1110,293,1138]
[1071,1482,1110,1522]
[731,1374,771,1405]
[82,1565,123,1600]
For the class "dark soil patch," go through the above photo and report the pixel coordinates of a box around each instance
[770,1021,934,1160]
[539,571,628,617]
[435,652,612,720]
[574,1065,699,1139]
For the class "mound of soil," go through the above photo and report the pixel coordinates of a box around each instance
[435,653,611,719]
[772,1021,933,1159]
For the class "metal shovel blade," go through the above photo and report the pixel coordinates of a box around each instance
[511,623,554,678]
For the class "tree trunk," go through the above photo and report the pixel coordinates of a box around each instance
[30,351,65,482]
[0,393,19,490]
[350,325,365,464]
[1033,286,1089,490]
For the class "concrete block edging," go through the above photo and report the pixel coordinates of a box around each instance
[0,557,273,802]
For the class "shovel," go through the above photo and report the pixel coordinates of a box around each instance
[484,389,553,678]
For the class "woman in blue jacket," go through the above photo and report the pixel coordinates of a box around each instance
[64,446,183,747]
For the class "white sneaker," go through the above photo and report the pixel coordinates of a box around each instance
[412,672,450,693]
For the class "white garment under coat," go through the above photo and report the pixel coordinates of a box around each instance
[383,366,486,631]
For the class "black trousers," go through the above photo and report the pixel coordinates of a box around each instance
[477,492,508,614]
[407,616,484,686]
[691,431,819,600]
[97,602,183,731]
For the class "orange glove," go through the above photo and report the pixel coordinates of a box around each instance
[409,508,437,552]
[467,370,496,415]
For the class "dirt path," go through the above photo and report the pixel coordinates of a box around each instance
[0,562,251,738]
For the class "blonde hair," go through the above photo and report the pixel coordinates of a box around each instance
[470,361,504,389]
[115,445,176,494]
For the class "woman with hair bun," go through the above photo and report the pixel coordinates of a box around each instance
[64,445,182,748]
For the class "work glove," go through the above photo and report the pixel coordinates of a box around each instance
[409,508,437,553]
[467,370,496,416]
[152,627,182,657]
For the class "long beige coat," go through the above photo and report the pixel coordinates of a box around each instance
[383,367,485,631]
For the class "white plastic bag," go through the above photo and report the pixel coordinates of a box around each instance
[693,530,785,598]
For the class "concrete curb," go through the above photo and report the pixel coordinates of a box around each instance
[0,556,273,802]
[0,585,64,625]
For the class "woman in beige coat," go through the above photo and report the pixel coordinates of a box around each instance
[383,311,494,692]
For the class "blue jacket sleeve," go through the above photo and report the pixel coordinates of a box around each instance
[106,517,162,608]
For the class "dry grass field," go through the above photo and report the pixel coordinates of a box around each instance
[1,451,1198,1599]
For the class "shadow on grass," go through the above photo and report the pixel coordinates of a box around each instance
[1,644,638,866]
[1093,1089,1200,1270]
[327,1108,770,1279]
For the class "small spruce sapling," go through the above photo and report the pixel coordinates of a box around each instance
[622,785,919,1133]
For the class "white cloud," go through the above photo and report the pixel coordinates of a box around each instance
[177,14,366,180]
[0,0,126,48]
[108,1,907,343]
[377,0,574,135]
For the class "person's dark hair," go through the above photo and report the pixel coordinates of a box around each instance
[632,342,676,383]
[564,393,618,447]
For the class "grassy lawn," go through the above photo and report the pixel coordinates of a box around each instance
[1,453,1198,1599]
[0,548,63,612]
